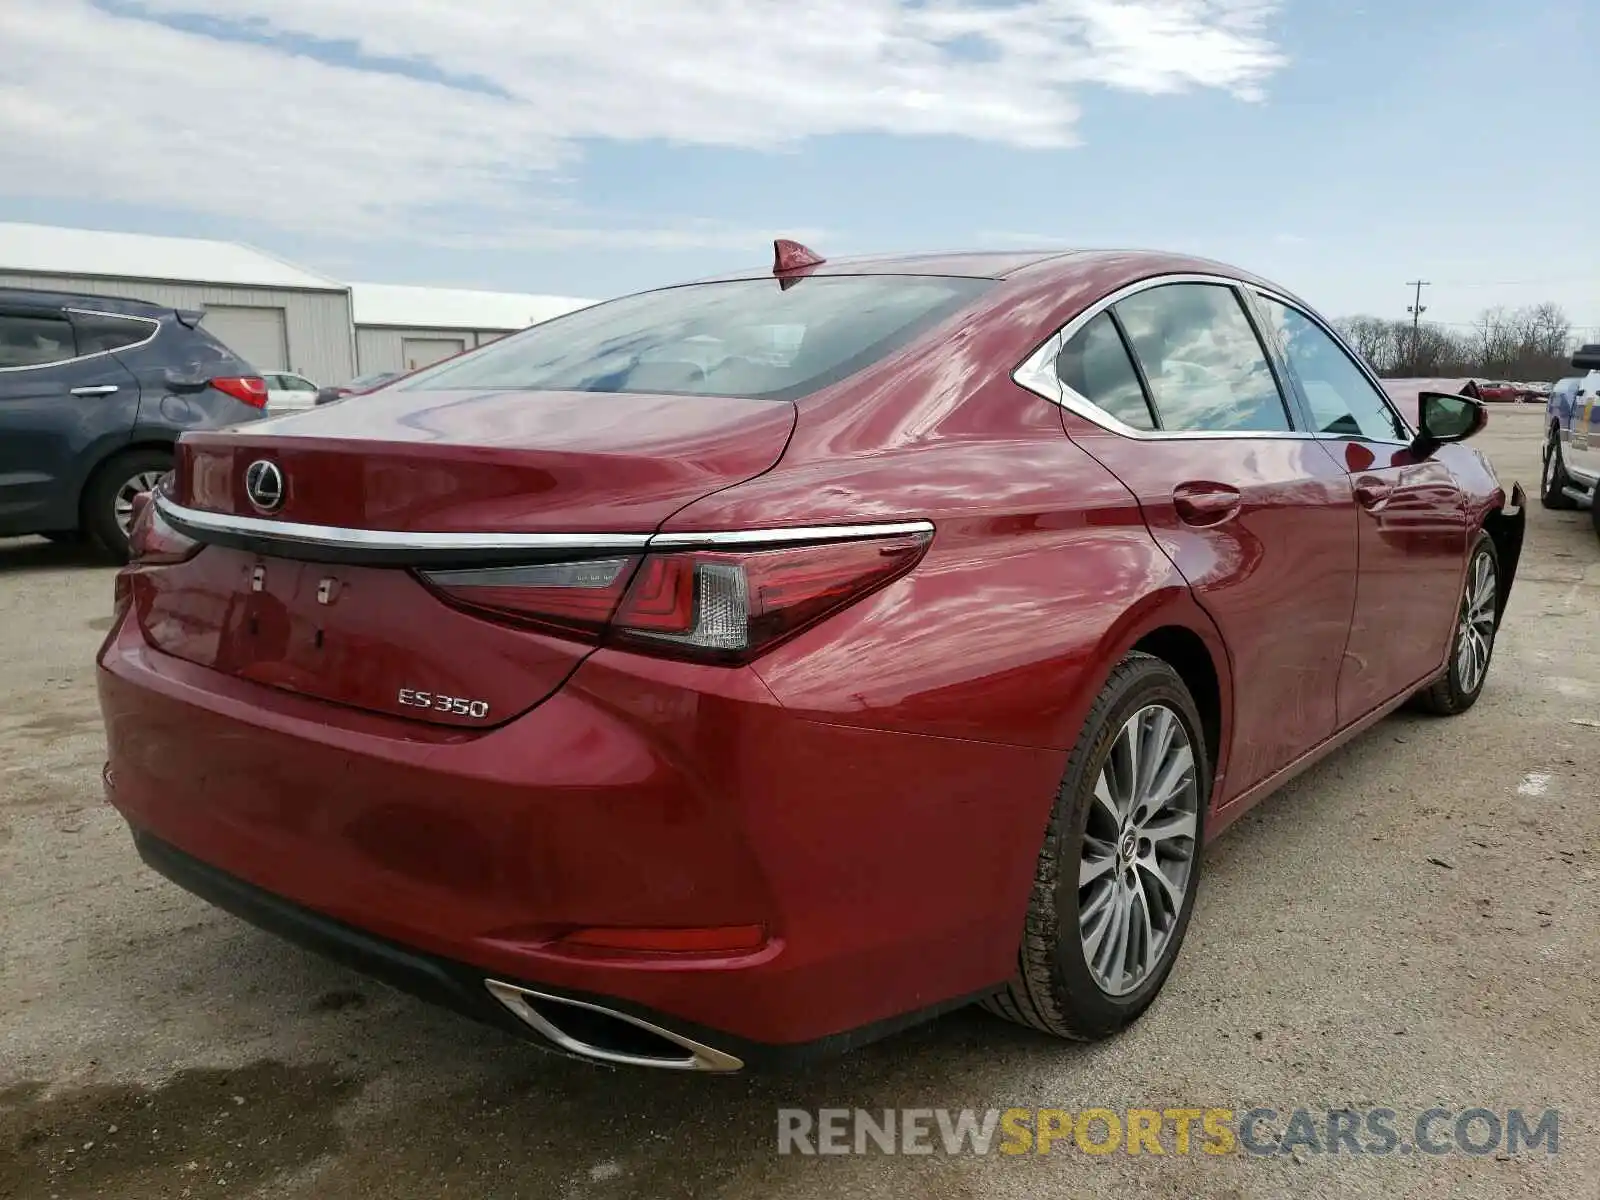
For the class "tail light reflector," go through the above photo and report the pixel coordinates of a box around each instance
[209,376,269,408]
[421,530,931,662]
[557,924,768,954]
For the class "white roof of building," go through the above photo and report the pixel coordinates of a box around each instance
[0,222,344,291]
[350,282,595,331]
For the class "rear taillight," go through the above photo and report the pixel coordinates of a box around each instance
[127,494,200,565]
[209,376,268,408]
[421,531,931,663]
[422,558,637,638]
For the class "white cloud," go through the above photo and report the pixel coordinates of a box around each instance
[0,0,1285,244]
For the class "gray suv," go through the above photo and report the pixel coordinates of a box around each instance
[0,288,267,561]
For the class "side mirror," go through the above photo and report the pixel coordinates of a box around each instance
[163,368,210,394]
[1412,391,1487,455]
[1572,343,1600,370]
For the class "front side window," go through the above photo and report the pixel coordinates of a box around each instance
[1113,284,1291,433]
[0,313,76,368]
[1055,312,1156,430]
[398,276,991,401]
[1257,298,1408,441]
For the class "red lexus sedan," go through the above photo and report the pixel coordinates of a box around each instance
[98,244,1525,1072]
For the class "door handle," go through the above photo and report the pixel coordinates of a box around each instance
[70,385,119,397]
[1172,482,1242,526]
[1354,478,1394,510]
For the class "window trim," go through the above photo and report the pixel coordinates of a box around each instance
[0,307,160,375]
[1013,273,1313,441]
[1243,286,1417,446]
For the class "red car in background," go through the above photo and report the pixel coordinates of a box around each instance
[99,244,1525,1071]
[1476,380,1519,403]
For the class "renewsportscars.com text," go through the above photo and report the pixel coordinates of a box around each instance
[777,1106,1559,1158]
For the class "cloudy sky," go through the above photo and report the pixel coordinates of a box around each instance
[0,0,1594,328]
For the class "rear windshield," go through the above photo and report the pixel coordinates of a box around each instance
[396,276,991,401]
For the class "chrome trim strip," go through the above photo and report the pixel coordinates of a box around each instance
[155,492,935,558]
[1011,271,1411,444]
[649,520,934,548]
[154,492,652,553]
[484,980,744,1073]
[0,308,160,375]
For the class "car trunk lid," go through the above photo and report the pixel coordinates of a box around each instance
[141,388,795,725]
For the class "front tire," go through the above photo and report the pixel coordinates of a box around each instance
[1414,532,1499,715]
[1541,429,1577,509]
[984,652,1207,1041]
[82,449,172,564]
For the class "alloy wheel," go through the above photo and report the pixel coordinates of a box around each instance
[1078,703,1199,997]
[113,471,166,536]
[1456,549,1497,695]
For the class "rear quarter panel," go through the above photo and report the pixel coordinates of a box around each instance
[665,377,1234,761]
[124,321,264,442]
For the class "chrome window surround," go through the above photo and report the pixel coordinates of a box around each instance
[0,308,161,374]
[153,491,933,558]
[1011,272,1416,444]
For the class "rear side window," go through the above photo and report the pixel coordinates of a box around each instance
[1056,313,1156,430]
[0,313,76,368]
[1113,284,1291,433]
[398,276,991,401]
[71,312,156,355]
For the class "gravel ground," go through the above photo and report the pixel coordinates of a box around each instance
[2,407,1596,1199]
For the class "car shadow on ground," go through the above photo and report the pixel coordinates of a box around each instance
[0,536,113,575]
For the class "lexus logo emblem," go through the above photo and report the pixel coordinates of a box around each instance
[244,460,285,513]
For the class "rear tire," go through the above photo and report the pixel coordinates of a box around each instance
[1413,532,1499,715]
[1541,429,1577,509]
[82,448,172,564]
[983,652,1207,1041]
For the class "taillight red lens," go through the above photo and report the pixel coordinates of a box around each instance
[421,557,640,638]
[422,531,931,662]
[613,535,930,660]
[210,376,268,408]
[127,495,200,564]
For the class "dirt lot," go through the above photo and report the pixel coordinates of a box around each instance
[2,407,1597,1199]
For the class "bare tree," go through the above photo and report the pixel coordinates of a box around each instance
[1336,301,1577,381]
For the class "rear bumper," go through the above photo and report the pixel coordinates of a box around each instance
[129,829,996,1069]
[98,610,1064,1055]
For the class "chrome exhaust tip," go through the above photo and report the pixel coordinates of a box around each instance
[484,980,744,1073]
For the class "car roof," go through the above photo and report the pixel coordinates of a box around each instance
[688,249,1080,283]
[0,285,171,317]
[684,247,1293,301]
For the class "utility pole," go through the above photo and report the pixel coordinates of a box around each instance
[1406,280,1430,374]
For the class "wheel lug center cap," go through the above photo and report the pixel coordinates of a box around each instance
[1120,831,1138,863]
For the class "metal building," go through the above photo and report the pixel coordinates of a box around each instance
[0,222,356,385]
[350,283,595,375]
